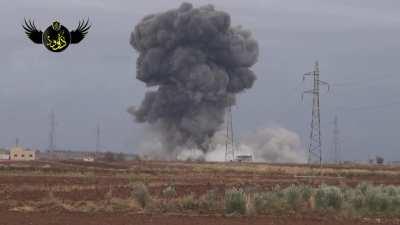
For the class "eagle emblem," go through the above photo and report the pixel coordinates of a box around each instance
[23,19,91,52]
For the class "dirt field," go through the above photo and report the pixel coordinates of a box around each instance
[3,212,399,225]
[1,160,400,225]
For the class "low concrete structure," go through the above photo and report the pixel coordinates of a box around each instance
[83,157,95,162]
[0,153,9,160]
[10,147,35,161]
[236,154,253,162]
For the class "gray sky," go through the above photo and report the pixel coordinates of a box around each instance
[1,0,400,161]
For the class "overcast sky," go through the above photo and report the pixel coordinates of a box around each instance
[1,0,400,161]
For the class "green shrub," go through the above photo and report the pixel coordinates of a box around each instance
[224,188,246,215]
[200,189,219,211]
[348,190,365,210]
[299,185,313,201]
[283,185,303,208]
[357,182,371,195]
[131,182,150,208]
[253,193,270,213]
[254,191,287,214]
[383,185,399,196]
[364,186,392,214]
[339,183,400,216]
[315,185,343,210]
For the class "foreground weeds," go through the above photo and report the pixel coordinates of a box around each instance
[3,179,400,218]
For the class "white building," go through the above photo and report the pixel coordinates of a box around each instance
[0,153,9,160]
[10,147,35,161]
[83,157,95,162]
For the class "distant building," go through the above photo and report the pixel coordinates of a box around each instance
[390,161,400,165]
[376,156,384,165]
[0,154,9,160]
[10,147,35,161]
[236,154,253,162]
[0,149,9,160]
[83,156,95,162]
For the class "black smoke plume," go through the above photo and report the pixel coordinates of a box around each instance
[129,2,259,154]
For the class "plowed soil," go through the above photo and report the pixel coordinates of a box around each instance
[2,212,399,225]
[1,160,400,225]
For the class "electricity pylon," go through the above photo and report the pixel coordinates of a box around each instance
[302,61,329,165]
[225,106,236,162]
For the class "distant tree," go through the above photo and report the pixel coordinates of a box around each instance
[116,152,125,161]
[376,156,384,165]
[103,152,115,162]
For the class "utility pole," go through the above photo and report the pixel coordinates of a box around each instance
[48,110,56,153]
[225,106,236,162]
[332,115,341,164]
[302,61,329,165]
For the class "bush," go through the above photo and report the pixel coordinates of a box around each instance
[224,188,246,215]
[315,185,343,210]
[365,188,390,213]
[363,185,398,214]
[180,194,198,210]
[200,189,219,211]
[357,182,371,195]
[162,185,177,198]
[253,193,269,213]
[299,185,313,201]
[131,182,150,208]
[283,185,303,208]
[254,191,286,214]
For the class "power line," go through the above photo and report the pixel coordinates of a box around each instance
[334,100,400,112]
[302,61,330,165]
[331,73,399,88]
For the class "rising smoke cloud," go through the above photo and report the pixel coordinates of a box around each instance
[240,127,306,163]
[180,127,306,163]
[129,2,259,155]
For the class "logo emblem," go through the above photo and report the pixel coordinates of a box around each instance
[23,19,91,52]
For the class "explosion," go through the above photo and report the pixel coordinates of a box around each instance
[129,3,259,154]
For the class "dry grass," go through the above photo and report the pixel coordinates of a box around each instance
[9,205,35,212]
[192,162,400,178]
[3,160,400,218]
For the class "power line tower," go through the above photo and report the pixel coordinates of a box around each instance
[225,106,236,162]
[48,110,56,153]
[302,61,329,165]
[332,115,341,164]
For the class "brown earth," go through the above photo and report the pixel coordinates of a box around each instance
[2,212,399,225]
[1,160,400,225]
